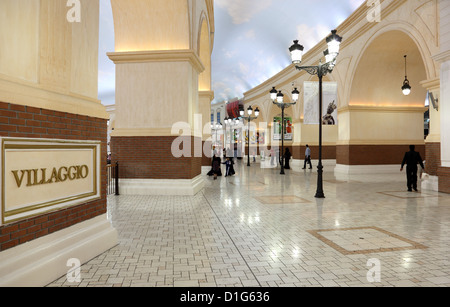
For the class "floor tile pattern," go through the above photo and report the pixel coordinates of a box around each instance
[47,162,450,287]
[308,227,427,255]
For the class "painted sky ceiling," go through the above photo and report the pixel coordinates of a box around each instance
[97,0,366,106]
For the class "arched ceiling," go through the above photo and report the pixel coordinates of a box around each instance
[98,0,366,106]
[349,30,427,107]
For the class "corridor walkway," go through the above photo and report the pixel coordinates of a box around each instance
[48,160,450,287]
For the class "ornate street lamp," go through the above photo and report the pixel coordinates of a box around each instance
[269,87,299,175]
[240,106,260,166]
[289,29,343,198]
[225,116,239,159]
[210,121,223,157]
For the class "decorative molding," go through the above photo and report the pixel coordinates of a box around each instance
[107,49,205,73]
[431,50,450,63]
[110,127,202,137]
[336,139,425,146]
[0,75,109,120]
[199,90,215,100]
[338,105,428,113]
[420,77,440,90]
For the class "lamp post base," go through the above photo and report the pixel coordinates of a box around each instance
[315,165,325,198]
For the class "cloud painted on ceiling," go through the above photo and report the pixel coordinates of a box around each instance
[97,0,366,106]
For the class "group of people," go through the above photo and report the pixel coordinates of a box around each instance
[208,155,235,180]
[207,144,425,192]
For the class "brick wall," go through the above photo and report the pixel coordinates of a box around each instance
[337,145,425,165]
[202,140,212,167]
[111,136,202,180]
[0,101,107,252]
[293,145,336,160]
[438,167,450,194]
[425,142,441,176]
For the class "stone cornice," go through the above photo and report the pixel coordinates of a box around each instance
[199,90,215,100]
[107,49,205,73]
[0,75,109,119]
[432,50,450,63]
[338,105,428,113]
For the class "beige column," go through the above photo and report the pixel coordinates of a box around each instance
[199,90,214,167]
[421,78,440,191]
[0,0,116,286]
[107,50,206,195]
[431,0,450,193]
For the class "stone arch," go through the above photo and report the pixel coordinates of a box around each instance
[198,12,212,91]
[336,26,430,168]
[347,24,433,108]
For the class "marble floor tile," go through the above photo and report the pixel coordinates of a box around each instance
[47,161,450,287]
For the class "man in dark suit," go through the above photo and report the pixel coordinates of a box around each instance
[400,145,425,192]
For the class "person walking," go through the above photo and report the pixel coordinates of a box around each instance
[212,155,221,180]
[400,145,425,191]
[270,148,275,166]
[223,157,235,177]
[303,145,312,169]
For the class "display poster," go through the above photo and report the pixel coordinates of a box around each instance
[303,81,338,125]
[273,117,293,141]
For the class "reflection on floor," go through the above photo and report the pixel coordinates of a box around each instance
[48,160,450,287]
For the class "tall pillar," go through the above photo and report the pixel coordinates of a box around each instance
[0,0,117,286]
[200,90,214,169]
[433,0,450,193]
[421,78,440,191]
[107,51,205,195]
[108,0,214,195]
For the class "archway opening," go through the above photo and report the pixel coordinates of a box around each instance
[338,30,428,167]
[350,30,427,108]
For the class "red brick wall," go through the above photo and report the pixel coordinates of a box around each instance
[438,167,450,194]
[202,140,212,167]
[111,136,202,180]
[0,101,107,252]
[293,145,336,160]
[337,145,425,165]
[425,142,441,176]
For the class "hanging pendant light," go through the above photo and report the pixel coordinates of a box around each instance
[402,55,411,96]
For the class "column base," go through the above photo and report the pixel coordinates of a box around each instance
[118,175,205,196]
[421,174,439,192]
[291,159,336,172]
[0,214,118,287]
[437,167,450,194]
[334,164,401,181]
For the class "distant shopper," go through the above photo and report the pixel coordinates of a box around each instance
[400,145,425,191]
[284,148,292,169]
[303,145,312,169]
[270,148,275,166]
[223,157,235,177]
[212,155,222,180]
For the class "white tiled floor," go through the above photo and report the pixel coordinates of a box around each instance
[48,160,450,287]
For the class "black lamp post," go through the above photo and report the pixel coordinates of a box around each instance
[225,117,238,159]
[240,106,260,166]
[289,29,343,198]
[210,121,223,157]
[269,87,299,175]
